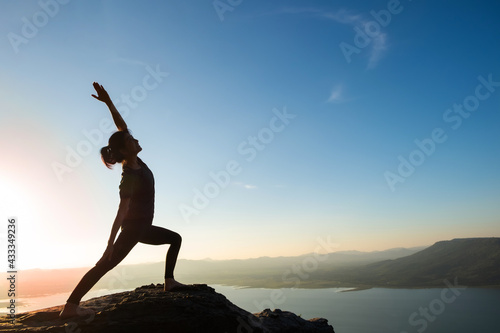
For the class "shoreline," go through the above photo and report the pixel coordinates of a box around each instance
[2,284,499,316]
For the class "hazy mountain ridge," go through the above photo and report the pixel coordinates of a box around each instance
[7,238,499,299]
[9,245,426,297]
[341,238,500,287]
[173,245,430,288]
[177,238,500,288]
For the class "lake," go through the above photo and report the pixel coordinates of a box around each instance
[3,285,498,332]
[212,285,499,333]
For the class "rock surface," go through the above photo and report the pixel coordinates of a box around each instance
[0,284,335,332]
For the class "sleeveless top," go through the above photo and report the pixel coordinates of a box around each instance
[119,157,155,229]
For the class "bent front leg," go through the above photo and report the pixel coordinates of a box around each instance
[139,225,182,279]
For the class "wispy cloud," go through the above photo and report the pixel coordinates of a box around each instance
[322,9,363,25]
[277,7,361,24]
[327,84,343,103]
[367,33,387,69]
[113,57,149,67]
[233,182,258,190]
[325,83,366,104]
[323,9,388,69]
[278,7,389,69]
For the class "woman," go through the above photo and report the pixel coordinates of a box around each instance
[60,82,186,319]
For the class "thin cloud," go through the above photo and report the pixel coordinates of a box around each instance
[113,57,149,67]
[275,7,362,25]
[278,7,389,69]
[323,9,388,69]
[276,7,322,15]
[233,182,258,190]
[367,33,388,69]
[321,9,363,25]
[326,84,365,104]
[327,85,343,103]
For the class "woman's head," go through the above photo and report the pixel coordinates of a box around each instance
[100,130,142,168]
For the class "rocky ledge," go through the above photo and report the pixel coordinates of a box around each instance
[0,284,335,332]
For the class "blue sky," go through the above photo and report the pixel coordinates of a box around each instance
[1,0,499,270]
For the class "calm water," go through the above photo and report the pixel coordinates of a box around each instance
[3,286,498,332]
[211,285,499,333]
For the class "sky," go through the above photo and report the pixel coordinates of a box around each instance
[0,0,499,271]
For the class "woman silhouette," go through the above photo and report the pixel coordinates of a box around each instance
[60,82,186,319]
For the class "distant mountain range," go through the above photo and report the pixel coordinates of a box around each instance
[171,244,429,288]
[10,238,500,298]
[337,237,500,288]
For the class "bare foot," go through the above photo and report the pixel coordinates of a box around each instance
[59,302,94,319]
[164,278,188,291]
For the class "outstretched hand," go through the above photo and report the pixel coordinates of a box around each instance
[91,82,111,104]
[91,81,127,131]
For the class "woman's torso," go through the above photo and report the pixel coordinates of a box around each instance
[119,157,155,229]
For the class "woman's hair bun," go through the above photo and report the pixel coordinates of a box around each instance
[101,130,128,169]
[101,145,117,169]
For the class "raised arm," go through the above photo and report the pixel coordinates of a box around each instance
[92,82,128,131]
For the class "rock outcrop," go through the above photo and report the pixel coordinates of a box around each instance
[0,284,335,332]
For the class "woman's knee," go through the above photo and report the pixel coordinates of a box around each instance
[172,232,182,247]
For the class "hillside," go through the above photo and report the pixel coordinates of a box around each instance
[336,238,500,287]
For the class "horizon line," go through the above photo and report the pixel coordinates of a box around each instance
[10,237,499,272]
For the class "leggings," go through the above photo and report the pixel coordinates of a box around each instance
[67,225,181,305]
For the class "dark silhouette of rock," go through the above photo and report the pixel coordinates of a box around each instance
[0,284,334,332]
